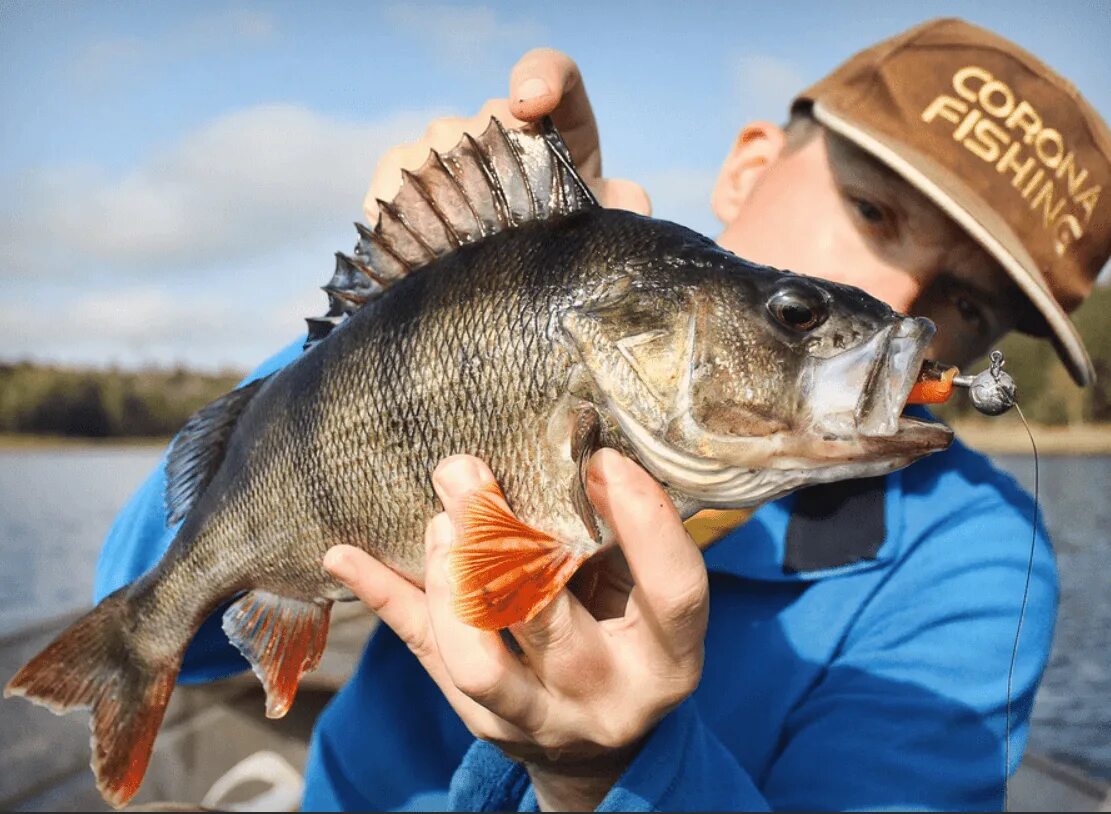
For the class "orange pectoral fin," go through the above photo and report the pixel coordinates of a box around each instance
[450,485,585,630]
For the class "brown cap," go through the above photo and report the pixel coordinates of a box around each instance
[794,17,1111,385]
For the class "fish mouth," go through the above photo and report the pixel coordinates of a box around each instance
[808,316,953,454]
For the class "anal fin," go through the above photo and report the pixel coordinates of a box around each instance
[452,485,586,630]
[222,591,331,718]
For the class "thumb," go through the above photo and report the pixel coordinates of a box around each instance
[508,48,601,181]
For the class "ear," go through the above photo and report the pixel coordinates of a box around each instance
[711,122,787,225]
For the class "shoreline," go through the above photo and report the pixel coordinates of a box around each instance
[3,424,1111,455]
[0,433,171,450]
[949,421,1111,455]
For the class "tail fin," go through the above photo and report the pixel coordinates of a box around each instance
[4,592,180,808]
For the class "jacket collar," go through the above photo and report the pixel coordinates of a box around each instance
[704,469,905,583]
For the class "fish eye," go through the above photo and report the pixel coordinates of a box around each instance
[767,285,828,332]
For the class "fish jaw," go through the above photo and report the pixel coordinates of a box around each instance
[804,315,935,439]
[798,315,954,459]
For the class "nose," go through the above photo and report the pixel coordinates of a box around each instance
[856,268,926,313]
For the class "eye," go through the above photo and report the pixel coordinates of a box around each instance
[952,292,986,331]
[767,285,828,332]
[852,196,886,224]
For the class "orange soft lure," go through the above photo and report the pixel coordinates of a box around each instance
[906,362,959,405]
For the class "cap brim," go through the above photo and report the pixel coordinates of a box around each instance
[812,99,1095,386]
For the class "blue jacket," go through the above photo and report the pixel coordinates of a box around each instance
[95,339,1057,811]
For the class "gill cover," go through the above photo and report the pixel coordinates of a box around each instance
[560,283,788,507]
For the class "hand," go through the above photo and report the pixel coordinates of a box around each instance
[364,48,651,223]
[323,449,708,811]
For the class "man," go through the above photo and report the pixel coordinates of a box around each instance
[96,18,1110,811]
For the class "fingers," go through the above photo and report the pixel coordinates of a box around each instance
[508,48,601,180]
[585,450,709,647]
[364,48,639,227]
[594,178,653,216]
[508,48,586,127]
[364,99,524,224]
[323,544,436,662]
[324,541,533,744]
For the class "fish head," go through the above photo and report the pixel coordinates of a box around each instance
[566,263,953,508]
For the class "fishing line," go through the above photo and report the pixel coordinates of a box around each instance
[951,349,1038,809]
[1002,402,1039,811]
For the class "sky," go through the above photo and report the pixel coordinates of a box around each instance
[1,1,1109,371]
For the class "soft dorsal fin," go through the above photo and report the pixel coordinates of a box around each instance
[165,375,270,524]
[305,117,598,348]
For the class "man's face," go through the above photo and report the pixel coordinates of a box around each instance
[714,125,1026,369]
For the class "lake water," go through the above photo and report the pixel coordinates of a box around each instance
[0,447,1107,780]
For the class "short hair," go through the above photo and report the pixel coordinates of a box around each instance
[783,107,823,153]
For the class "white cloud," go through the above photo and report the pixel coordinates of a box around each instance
[0,100,455,370]
[0,283,321,372]
[730,54,807,124]
[384,4,545,71]
[0,104,445,279]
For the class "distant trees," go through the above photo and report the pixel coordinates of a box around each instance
[0,363,242,437]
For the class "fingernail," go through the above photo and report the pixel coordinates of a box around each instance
[433,455,489,498]
[593,448,632,483]
[323,546,354,584]
[516,76,550,102]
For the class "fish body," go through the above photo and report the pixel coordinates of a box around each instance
[6,119,953,807]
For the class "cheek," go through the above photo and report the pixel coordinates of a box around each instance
[717,168,922,313]
[914,305,990,368]
[854,273,922,314]
[718,178,841,273]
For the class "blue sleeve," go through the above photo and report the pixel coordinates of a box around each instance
[594,699,770,811]
[759,484,1057,810]
[302,626,473,811]
[94,338,306,684]
[448,699,769,812]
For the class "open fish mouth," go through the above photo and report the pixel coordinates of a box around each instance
[807,316,953,454]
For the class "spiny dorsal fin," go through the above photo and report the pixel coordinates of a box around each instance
[165,375,270,524]
[304,117,598,349]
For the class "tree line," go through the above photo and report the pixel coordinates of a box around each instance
[0,363,242,438]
